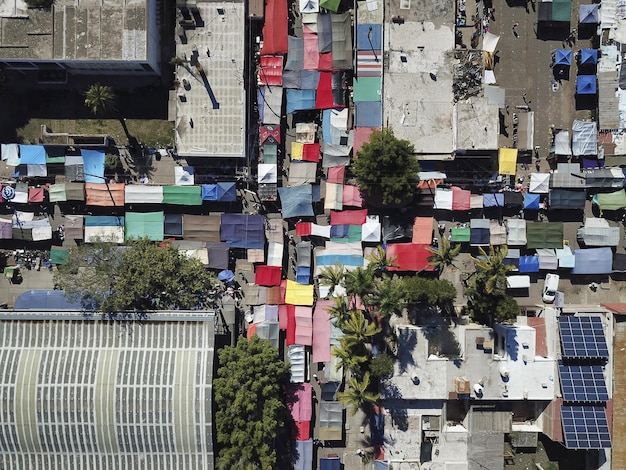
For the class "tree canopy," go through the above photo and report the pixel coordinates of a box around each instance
[352,128,420,206]
[53,238,217,316]
[214,337,292,469]
[84,83,117,115]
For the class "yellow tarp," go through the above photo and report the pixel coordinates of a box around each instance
[291,142,304,160]
[499,148,518,175]
[285,279,314,306]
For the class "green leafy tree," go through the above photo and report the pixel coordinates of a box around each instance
[369,353,395,378]
[352,128,420,205]
[402,277,457,311]
[54,238,216,315]
[465,285,520,326]
[317,262,345,298]
[84,83,117,115]
[338,372,380,415]
[470,245,514,295]
[214,337,292,470]
[426,237,461,275]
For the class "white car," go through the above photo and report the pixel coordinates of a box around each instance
[542,274,560,303]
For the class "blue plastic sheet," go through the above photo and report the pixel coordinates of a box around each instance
[524,193,540,209]
[19,145,46,164]
[81,149,105,182]
[519,255,540,273]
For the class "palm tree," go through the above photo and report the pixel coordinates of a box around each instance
[332,343,369,374]
[340,309,381,350]
[470,245,514,295]
[370,275,405,320]
[344,265,375,309]
[426,236,461,275]
[338,372,380,415]
[326,296,350,329]
[366,245,398,273]
[84,84,117,115]
[317,262,345,298]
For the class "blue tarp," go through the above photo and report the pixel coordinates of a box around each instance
[576,75,597,95]
[322,109,333,142]
[555,49,572,66]
[84,215,124,227]
[355,101,382,127]
[356,24,382,51]
[470,228,490,245]
[164,213,183,237]
[579,4,599,23]
[330,225,349,238]
[572,247,613,274]
[524,193,541,209]
[317,254,364,267]
[483,193,505,207]
[14,290,84,310]
[220,214,265,249]
[278,185,315,218]
[202,182,237,202]
[201,184,219,201]
[296,266,310,284]
[81,149,105,183]
[320,457,341,470]
[580,48,598,65]
[519,255,540,273]
[301,71,320,90]
[286,89,317,114]
[19,145,46,164]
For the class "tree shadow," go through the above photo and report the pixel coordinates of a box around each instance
[381,382,408,432]
[396,328,417,374]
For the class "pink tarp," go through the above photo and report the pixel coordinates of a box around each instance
[296,222,312,236]
[295,306,313,345]
[452,186,471,211]
[354,127,379,154]
[313,300,333,363]
[288,383,313,421]
[330,209,368,225]
[327,166,345,184]
[261,0,288,54]
[386,243,434,272]
[303,25,319,70]
[342,185,363,207]
[412,217,433,245]
[315,72,335,109]
[278,304,289,329]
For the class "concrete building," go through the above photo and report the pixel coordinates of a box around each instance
[0,309,216,469]
[0,0,160,78]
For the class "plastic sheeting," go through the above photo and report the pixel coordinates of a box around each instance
[286,36,304,71]
[220,214,265,249]
[125,185,164,204]
[386,243,433,272]
[319,401,343,440]
[279,185,315,218]
[313,300,332,363]
[259,55,284,86]
[256,265,282,286]
[355,101,382,127]
[470,218,490,246]
[557,245,576,268]
[519,255,540,273]
[294,305,313,344]
[526,222,564,249]
[451,226,470,242]
[537,248,558,270]
[125,211,164,241]
[48,184,67,203]
[261,0,288,54]
[549,189,586,210]
[434,188,453,210]
[80,149,105,183]
[84,216,124,243]
[259,86,284,125]
[162,186,202,205]
[579,218,620,246]
[507,219,527,245]
[572,120,598,156]
[595,189,626,211]
[452,187,471,210]
[499,148,518,175]
[412,217,433,244]
[164,213,183,237]
[555,130,572,155]
[286,280,315,306]
[85,183,124,207]
[184,215,221,242]
[14,290,84,310]
[287,89,317,114]
[490,221,507,245]
[483,193,505,207]
[530,173,550,193]
[289,344,307,383]
[572,247,613,274]
[289,162,317,186]
[315,241,364,275]
[19,145,46,164]
[294,439,313,470]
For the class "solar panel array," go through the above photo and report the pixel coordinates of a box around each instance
[558,363,609,403]
[561,405,612,449]
[559,316,609,359]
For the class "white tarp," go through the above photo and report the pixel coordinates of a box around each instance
[490,221,507,245]
[125,185,164,204]
[289,345,306,383]
[537,248,558,270]
[1,143,18,164]
[362,221,381,242]
[311,223,332,238]
[434,188,453,210]
[470,195,483,209]
[482,32,500,53]
[506,275,530,288]
[258,164,278,184]
[324,183,343,210]
[330,108,349,130]
[507,218,527,245]
[174,167,194,186]
[572,120,598,156]
[267,242,284,267]
[555,130,572,155]
[529,173,550,193]
[580,218,620,246]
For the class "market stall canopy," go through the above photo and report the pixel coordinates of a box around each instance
[595,189,626,211]
[278,185,315,218]
[538,0,571,22]
[499,148,518,175]
[85,183,125,207]
[572,247,613,274]
[580,48,598,65]
[576,75,597,95]
[259,55,284,86]
[537,248,558,270]
[526,222,564,249]
[556,245,576,268]
[585,168,624,189]
[261,0,288,54]
[451,226,470,242]
[507,275,531,289]
[519,255,540,273]
[385,243,434,272]
[579,4,599,24]
[84,215,124,243]
[220,214,265,249]
[452,186,471,211]
[549,189,586,210]
[434,188,453,210]
[162,186,202,205]
[554,130,572,155]
[555,49,572,66]
[530,173,550,193]
[470,218,490,246]
[572,120,598,156]
[579,218,620,246]
[412,217,434,245]
[482,32,500,53]
[125,211,164,241]
[125,185,163,204]
[524,193,540,209]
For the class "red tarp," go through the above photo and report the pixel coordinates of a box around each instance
[354,127,379,154]
[412,217,433,245]
[295,421,311,440]
[302,143,320,162]
[260,124,281,144]
[303,25,319,70]
[319,51,333,71]
[313,300,333,363]
[296,222,312,236]
[327,166,345,184]
[28,187,44,203]
[286,304,296,345]
[261,0,288,54]
[315,72,335,109]
[247,323,257,339]
[452,186,471,211]
[386,243,434,272]
[330,209,368,226]
[259,55,283,86]
[255,265,282,286]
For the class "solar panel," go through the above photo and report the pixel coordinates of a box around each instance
[559,316,609,359]
[558,363,609,403]
[561,405,612,449]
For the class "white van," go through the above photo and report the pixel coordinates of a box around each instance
[542,274,560,303]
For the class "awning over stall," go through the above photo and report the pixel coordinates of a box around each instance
[572,247,613,274]
[526,222,563,249]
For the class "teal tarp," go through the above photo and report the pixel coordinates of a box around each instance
[125,211,164,241]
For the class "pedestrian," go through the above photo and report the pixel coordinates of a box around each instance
[512,22,519,38]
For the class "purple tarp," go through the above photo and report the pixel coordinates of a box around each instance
[220,214,265,249]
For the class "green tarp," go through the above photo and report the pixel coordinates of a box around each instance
[263,144,278,164]
[162,186,202,205]
[451,227,470,242]
[49,248,69,265]
[125,211,164,241]
[526,222,563,249]
[353,77,382,102]
[320,0,340,12]
[595,190,626,212]
[552,0,572,21]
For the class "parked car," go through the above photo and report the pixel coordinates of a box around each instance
[542,274,560,303]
